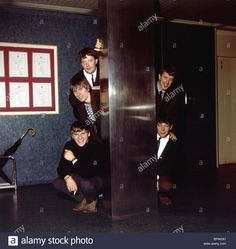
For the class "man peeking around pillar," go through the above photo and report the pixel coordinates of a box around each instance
[156,115,178,206]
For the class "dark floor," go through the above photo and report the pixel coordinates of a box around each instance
[1,165,236,233]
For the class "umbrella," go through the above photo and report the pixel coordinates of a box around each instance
[0,128,36,183]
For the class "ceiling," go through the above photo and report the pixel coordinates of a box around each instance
[158,0,236,27]
[0,0,98,15]
[0,0,236,27]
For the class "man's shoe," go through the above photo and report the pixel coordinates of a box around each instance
[72,198,87,212]
[83,199,98,213]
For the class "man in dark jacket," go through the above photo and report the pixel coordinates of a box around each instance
[69,47,99,112]
[156,115,178,206]
[71,47,99,87]
[156,66,185,140]
[69,74,101,141]
[53,121,103,213]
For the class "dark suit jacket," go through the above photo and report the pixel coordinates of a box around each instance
[158,138,177,180]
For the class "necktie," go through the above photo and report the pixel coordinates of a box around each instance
[91,74,95,86]
[85,104,95,123]
[160,91,164,100]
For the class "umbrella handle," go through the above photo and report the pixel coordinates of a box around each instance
[20,128,36,140]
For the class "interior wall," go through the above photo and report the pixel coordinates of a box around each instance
[0,7,98,185]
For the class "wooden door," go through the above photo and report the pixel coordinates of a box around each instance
[218,57,236,165]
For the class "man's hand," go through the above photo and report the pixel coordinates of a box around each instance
[169,132,178,142]
[64,149,75,161]
[94,38,104,51]
[65,176,78,193]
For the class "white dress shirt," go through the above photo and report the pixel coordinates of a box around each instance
[157,134,170,159]
[83,69,97,87]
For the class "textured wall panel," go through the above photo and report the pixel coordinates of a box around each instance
[0,7,98,185]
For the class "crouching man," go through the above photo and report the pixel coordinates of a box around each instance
[53,120,103,213]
